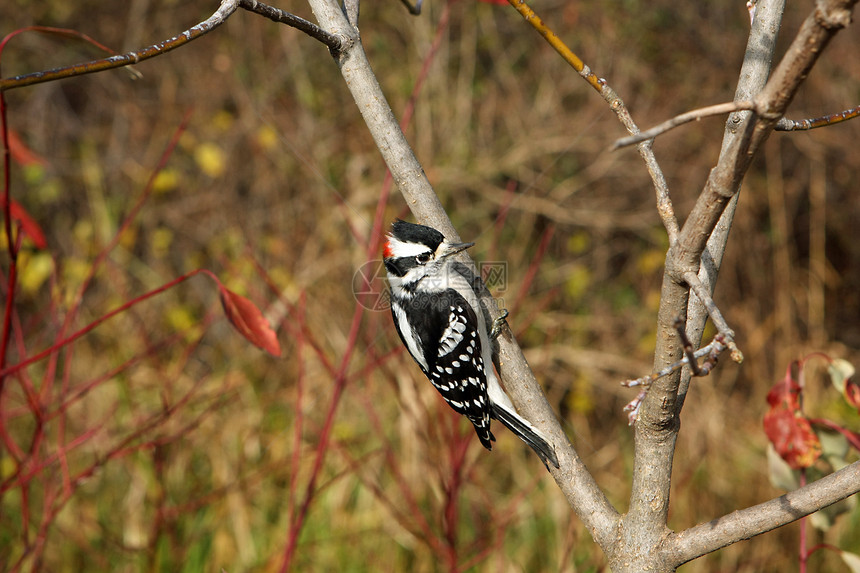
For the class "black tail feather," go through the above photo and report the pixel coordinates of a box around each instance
[491,403,560,469]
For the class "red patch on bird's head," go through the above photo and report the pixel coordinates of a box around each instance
[382,238,394,260]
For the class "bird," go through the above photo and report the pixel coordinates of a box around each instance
[382,219,559,468]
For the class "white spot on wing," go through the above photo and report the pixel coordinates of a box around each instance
[438,310,467,357]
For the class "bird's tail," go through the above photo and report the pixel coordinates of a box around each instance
[491,403,559,469]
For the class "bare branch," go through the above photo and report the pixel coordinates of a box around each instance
[681,271,743,363]
[612,101,757,150]
[621,3,856,567]
[0,0,240,92]
[623,336,728,390]
[668,0,858,298]
[238,0,342,51]
[663,461,860,567]
[622,335,729,424]
[775,104,860,130]
[675,0,786,416]
[616,2,787,569]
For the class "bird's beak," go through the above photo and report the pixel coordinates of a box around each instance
[440,241,474,258]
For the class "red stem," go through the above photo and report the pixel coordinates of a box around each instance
[279,303,364,571]
[286,293,307,535]
[0,268,214,379]
[809,417,860,451]
[443,434,470,572]
[355,387,450,556]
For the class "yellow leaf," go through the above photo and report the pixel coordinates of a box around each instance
[18,252,54,294]
[564,264,591,300]
[256,125,279,151]
[194,142,226,178]
[637,248,665,275]
[151,228,173,259]
[566,231,590,255]
[152,168,179,195]
[212,110,234,132]
[166,305,196,332]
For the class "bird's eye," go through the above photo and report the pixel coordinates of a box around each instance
[416,253,432,264]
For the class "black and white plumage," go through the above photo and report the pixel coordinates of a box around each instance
[383,219,559,468]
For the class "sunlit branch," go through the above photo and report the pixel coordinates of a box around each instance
[775,104,860,130]
[664,461,860,567]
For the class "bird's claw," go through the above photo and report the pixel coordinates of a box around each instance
[491,309,509,340]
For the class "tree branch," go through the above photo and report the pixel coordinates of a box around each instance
[676,0,787,414]
[669,0,857,282]
[775,103,860,130]
[612,101,757,150]
[0,0,240,92]
[663,461,860,567]
[238,0,343,51]
[344,0,360,27]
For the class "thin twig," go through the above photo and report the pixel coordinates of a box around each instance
[675,318,701,376]
[682,270,743,363]
[0,0,240,92]
[674,320,725,377]
[612,101,757,149]
[775,104,860,130]
[506,0,679,243]
[238,0,343,51]
[622,334,729,423]
[622,336,728,390]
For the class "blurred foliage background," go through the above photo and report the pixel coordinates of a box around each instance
[1,0,859,571]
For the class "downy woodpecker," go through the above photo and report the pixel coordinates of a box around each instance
[383,219,559,468]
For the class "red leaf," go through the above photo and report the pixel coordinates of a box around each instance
[0,196,48,249]
[763,363,821,469]
[218,286,281,356]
